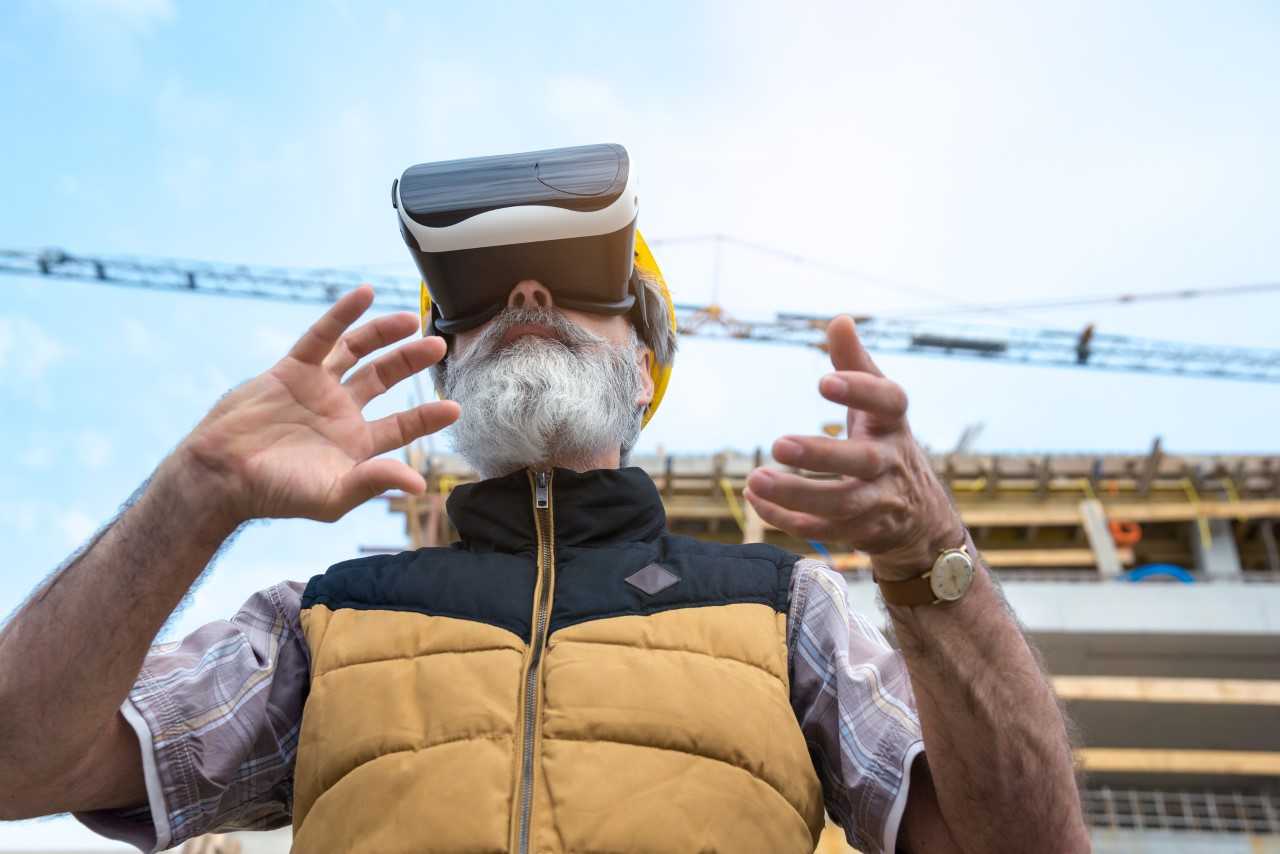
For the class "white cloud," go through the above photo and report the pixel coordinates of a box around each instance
[253,326,296,361]
[44,0,175,91]
[0,315,66,388]
[154,76,231,136]
[55,174,81,197]
[18,443,52,469]
[544,75,629,127]
[59,509,99,548]
[77,430,114,470]
[121,316,155,357]
[49,0,174,32]
[0,500,44,533]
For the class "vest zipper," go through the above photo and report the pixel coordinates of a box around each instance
[516,469,554,854]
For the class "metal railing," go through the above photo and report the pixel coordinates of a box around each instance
[1083,787,1280,834]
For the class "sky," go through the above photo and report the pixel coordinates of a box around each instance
[1,0,1279,848]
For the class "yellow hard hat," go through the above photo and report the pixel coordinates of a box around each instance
[420,229,675,427]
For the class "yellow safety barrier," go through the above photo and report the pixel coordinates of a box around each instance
[718,477,747,533]
[1222,476,1248,524]
[1180,477,1212,548]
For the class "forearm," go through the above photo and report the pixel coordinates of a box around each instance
[0,448,240,815]
[887,537,1088,854]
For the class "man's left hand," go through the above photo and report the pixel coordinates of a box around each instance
[744,315,964,581]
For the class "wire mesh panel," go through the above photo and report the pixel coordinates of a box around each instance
[1082,788,1280,835]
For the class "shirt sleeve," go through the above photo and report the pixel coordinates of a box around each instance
[787,559,924,854]
[74,581,310,853]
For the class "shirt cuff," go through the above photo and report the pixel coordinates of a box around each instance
[71,697,169,853]
[882,740,925,854]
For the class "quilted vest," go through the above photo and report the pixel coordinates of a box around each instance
[292,467,825,853]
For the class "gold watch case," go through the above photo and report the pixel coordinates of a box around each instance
[930,549,975,602]
[876,544,975,606]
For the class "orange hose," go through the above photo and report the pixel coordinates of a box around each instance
[1109,519,1143,547]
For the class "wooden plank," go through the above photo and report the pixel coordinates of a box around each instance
[1076,748,1280,776]
[1102,499,1280,522]
[1054,676,1280,706]
[957,499,1280,527]
[671,498,1269,526]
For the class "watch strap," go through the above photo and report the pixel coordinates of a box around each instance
[875,571,940,606]
[873,533,976,607]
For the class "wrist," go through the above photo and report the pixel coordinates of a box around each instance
[869,514,967,582]
[153,445,246,542]
[883,550,996,655]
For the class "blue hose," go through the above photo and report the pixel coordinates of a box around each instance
[1124,564,1195,584]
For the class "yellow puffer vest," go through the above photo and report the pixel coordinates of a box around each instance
[292,467,824,853]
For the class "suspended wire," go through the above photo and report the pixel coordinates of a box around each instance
[648,234,1280,319]
[340,235,1279,317]
[649,233,957,306]
[4,247,1279,383]
[879,280,1280,319]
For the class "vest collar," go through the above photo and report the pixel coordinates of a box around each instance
[446,466,667,552]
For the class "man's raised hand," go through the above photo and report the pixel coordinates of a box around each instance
[177,286,460,526]
[744,315,962,581]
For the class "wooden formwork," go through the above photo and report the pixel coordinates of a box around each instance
[389,448,1280,578]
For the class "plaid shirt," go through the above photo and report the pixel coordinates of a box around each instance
[75,559,922,854]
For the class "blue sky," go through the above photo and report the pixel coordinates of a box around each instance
[2,0,1280,847]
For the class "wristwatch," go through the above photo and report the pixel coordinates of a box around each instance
[874,537,976,607]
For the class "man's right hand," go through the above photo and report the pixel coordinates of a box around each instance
[174,285,460,526]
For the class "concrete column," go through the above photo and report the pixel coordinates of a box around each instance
[742,502,765,544]
[1079,499,1123,578]
[1192,518,1243,580]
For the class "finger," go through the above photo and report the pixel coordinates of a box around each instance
[746,468,883,519]
[345,336,447,406]
[322,312,421,378]
[368,400,461,456]
[331,458,427,517]
[818,371,909,421]
[827,314,883,377]
[287,285,376,365]
[771,435,890,479]
[743,487,845,542]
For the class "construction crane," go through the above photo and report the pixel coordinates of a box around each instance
[4,247,1280,383]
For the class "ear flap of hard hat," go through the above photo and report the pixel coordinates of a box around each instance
[419,232,675,429]
[633,230,675,428]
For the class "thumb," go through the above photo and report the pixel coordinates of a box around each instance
[330,458,426,518]
[827,314,882,377]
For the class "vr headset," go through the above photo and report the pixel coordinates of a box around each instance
[393,143,646,337]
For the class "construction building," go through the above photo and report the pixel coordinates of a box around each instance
[379,445,1280,853]
[4,251,1278,851]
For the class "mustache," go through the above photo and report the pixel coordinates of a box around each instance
[463,307,604,361]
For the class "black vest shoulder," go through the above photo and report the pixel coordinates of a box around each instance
[302,535,798,641]
[302,468,799,640]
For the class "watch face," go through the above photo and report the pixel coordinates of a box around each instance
[930,551,974,601]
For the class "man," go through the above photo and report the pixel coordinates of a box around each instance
[0,283,1087,852]
[0,150,1087,853]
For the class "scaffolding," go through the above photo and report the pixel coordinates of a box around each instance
[387,447,1280,580]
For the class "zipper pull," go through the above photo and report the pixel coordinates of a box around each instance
[534,470,550,509]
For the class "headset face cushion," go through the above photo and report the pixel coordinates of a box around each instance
[397,144,638,333]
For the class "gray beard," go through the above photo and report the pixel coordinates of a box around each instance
[443,307,644,479]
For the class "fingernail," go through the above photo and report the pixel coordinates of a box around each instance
[774,438,801,463]
[820,374,844,397]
